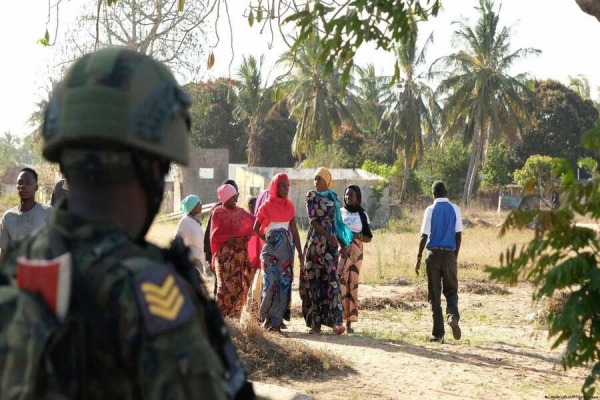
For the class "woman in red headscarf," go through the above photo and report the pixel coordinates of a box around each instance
[211,184,256,318]
[253,173,303,333]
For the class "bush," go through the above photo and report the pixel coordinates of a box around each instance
[417,140,471,200]
[481,145,513,188]
[301,140,354,168]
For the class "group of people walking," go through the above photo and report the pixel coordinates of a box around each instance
[175,167,374,335]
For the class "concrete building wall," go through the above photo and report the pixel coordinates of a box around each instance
[175,148,229,209]
[236,167,267,206]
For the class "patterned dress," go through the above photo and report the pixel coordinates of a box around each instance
[214,239,255,318]
[259,228,294,327]
[338,239,364,323]
[300,191,344,330]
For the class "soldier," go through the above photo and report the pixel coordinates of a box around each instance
[0,48,254,399]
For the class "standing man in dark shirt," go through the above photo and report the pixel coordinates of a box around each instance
[416,181,463,343]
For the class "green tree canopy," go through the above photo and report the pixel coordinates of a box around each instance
[418,140,471,200]
[233,55,273,166]
[480,145,513,188]
[185,79,248,163]
[276,38,358,161]
[517,80,599,167]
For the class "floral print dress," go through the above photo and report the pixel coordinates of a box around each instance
[299,191,344,330]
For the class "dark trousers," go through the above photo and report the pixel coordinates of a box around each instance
[426,249,459,337]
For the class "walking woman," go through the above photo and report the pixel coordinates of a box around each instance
[253,173,303,333]
[210,183,256,318]
[300,167,354,334]
[338,185,373,333]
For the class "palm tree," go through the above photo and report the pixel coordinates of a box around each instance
[353,64,390,134]
[233,55,273,166]
[276,39,358,161]
[383,28,439,203]
[433,0,539,205]
[568,74,591,99]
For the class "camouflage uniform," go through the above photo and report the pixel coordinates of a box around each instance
[0,48,252,399]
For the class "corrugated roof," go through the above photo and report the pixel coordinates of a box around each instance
[241,167,384,181]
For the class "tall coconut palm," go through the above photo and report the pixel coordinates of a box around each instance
[384,28,439,203]
[433,0,539,205]
[353,64,390,134]
[233,55,273,166]
[276,39,358,160]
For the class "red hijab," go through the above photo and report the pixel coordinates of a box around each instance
[256,173,295,233]
[210,204,255,258]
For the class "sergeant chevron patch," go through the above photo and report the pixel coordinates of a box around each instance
[135,264,195,336]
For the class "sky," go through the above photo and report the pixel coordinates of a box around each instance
[1,0,599,137]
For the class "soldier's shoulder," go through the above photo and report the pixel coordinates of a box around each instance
[117,255,198,337]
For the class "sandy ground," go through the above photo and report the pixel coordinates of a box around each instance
[232,280,589,400]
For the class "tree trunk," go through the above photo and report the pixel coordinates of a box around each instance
[462,118,486,206]
[247,126,261,167]
[462,132,479,206]
[466,138,483,205]
[399,152,410,204]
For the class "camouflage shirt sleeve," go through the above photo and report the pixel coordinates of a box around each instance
[116,262,227,400]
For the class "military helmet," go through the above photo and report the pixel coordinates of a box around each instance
[42,47,190,165]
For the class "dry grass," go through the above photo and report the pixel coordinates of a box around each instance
[228,319,353,382]
[547,291,570,315]
[359,297,416,311]
[461,282,511,295]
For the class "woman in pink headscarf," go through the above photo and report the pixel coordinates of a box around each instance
[210,184,256,318]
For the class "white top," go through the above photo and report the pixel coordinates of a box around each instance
[420,198,463,236]
[0,203,54,250]
[341,208,370,233]
[174,215,206,266]
[266,221,289,233]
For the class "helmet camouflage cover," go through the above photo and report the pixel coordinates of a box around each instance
[42,47,190,165]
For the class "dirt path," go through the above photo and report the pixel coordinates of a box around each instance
[263,282,588,400]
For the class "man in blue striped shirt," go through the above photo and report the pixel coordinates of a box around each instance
[416,181,463,343]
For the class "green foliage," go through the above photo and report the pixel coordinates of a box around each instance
[185,79,248,163]
[577,157,598,176]
[517,80,599,167]
[233,55,274,166]
[491,119,600,397]
[277,38,359,160]
[259,118,297,167]
[286,0,442,89]
[513,155,559,200]
[300,140,353,169]
[362,160,400,180]
[481,145,513,188]
[362,158,422,202]
[418,140,470,200]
